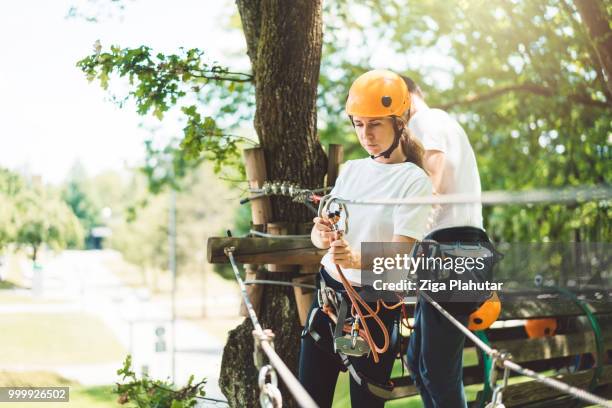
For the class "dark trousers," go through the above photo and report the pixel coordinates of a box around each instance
[407,296,468,408]
[407,226,485,408]
[298,269,399,408]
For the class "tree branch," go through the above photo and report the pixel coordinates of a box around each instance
[559,0,612,102]
[190,73,253,83]
[574,0,612,97]
[439,83,610,110]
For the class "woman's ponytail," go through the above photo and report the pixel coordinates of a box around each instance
[400,127,425,170]
[392,116,425,170]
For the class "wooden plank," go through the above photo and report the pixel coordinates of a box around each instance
[499,291,612,319]
[207,237,326,264]
[490,330,612,364]
[489,383,612,408]
[493,365,612,407]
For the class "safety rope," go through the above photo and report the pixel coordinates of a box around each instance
[243,183,611,206]
[242,182,329,205]
[318,194,404,364]
[244,279,317,290]
[332,184,611,206]
[249,230,311,239]
[224,247,319,408]
[419,291,612,408]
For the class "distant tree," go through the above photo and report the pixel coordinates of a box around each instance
[0,169,23,252]
[14,190,84,262]
[0,194,16,252]
[61,162,101,243]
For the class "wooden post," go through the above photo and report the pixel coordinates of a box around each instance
[326,144,344,189]
[292,145,344,326]
[267,222,303,324]
[266,222,299,273]
[240,147,272,317]
[294,222,319,326]
[244,148,272,225]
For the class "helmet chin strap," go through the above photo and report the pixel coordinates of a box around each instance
[369,117,403,160]
[369,137,399,159]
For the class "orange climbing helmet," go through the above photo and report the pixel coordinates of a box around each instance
[468,292,501,331]
[524,318,557,338]
[346,69,411,118]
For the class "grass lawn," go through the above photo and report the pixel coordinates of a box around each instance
[0,371,117,408]
[0,289,66,304]
[331,352,566,408]
[331,346,527,407]
[0,313,126,365]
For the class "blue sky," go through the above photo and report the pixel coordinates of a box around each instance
[0,0,243,184]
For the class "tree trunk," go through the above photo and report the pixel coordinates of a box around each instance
[219,1,326,407]
[574,0,612,97]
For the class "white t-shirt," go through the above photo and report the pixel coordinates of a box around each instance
[408,108,483,231]
[320,158,432,285]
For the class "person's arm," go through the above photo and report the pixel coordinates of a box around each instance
[392,235,416,244]
[328,235,417,269]
[423,149,446,194]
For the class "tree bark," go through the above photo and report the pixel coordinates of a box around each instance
[219,1,326,407]
[574,0,612,97]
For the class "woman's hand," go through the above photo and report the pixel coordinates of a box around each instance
[311,216,335,249]
[328,238,360,269]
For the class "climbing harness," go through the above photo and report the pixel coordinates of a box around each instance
[316,194,405,363]
[300,194,413,397]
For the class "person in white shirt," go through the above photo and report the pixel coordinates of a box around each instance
[299,70,432,408]
[404,76,483,230]
[402,75,494,408]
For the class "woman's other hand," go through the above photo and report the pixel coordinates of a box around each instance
[329,238,360,269]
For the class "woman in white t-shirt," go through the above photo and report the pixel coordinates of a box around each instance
[298,70,432,408]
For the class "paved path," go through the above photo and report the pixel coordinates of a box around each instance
[0,250,237,403]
